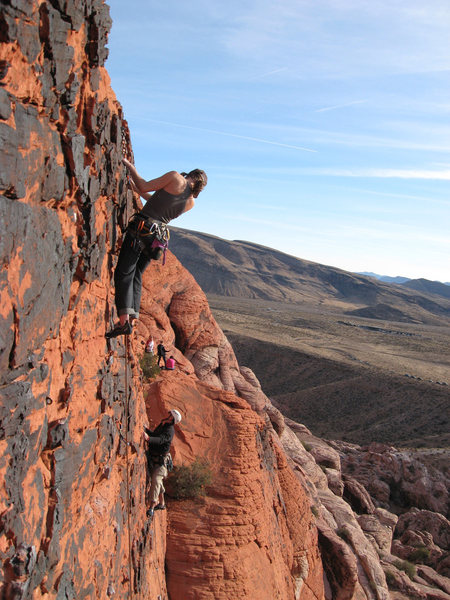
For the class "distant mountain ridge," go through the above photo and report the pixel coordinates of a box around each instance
[169,227,450,325]
[359,271,450,290]
[357,272,411,284]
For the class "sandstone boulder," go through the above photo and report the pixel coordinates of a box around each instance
[396,509,450,552]
[280,425,329,491]
[335,442,449,516]
[382,560,427,599]
[416,566,450,595]
[343,474,376,515]
[357,509,397,556]
[319,489,390,600]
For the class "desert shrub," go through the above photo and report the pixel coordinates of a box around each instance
[311,505,319,517]
[393,559,416,580]
[409,545,430,564]
[301,441,312,452]
[139,352,160,380]
[336,528,350,542]
[167,459,213,499]
[385,570,396,586]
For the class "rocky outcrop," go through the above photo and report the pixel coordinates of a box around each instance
[137,257,286,434]
[138,371,322,599]
[127,255,324,598]
[333,441,449,517]
[284,427,450,600]
[392,509,450,577]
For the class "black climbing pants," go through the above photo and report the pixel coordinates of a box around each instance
[114,231,152,318]
[157,352,166,368]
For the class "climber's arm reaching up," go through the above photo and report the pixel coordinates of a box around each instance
[123,158,186,195]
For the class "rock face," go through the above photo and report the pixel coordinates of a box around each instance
[0,1,156,598]
[141,371,322,599]
[129,255,324,599]
[0,2,324,599]
[296,434,450,600]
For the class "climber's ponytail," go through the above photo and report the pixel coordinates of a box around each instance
[185,169,207,198]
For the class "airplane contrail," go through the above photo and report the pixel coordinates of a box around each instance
[144,118,318,153]
[249,67,288,80]
[315,100,367,113]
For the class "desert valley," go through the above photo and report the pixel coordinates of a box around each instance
[169,226,450,449]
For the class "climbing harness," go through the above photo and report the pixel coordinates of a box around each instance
[148,452,173,472]
[126,214,170,264]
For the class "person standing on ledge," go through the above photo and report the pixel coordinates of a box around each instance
[145,336,154,354]
[106,159,207,338]
[157,341,167,368]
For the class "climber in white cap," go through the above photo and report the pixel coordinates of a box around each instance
[144,409,182,518]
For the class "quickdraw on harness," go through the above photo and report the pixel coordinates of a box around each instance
[127,214,170,265]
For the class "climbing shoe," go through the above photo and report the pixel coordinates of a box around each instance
[154,504,166,511]
[105,321,132,338]
[146,508,154,518]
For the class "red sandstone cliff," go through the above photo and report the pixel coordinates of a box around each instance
[0,2,324,598]
[131,256,324,599]
[1,1,154,597]
[2,3,449,600]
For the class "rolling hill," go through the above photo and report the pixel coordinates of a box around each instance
[401,278,450,299]
[169,227,450,326]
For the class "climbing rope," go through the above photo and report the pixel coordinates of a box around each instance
[121,120,133,163]
[121,330,166,599]
[124,335,134,600]
[121,122,135,229]
[152,520,165,600]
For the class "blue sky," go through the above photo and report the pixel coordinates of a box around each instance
[106,0,450,282]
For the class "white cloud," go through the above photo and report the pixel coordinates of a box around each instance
[258,123,450,153]
[297,168,450,180]
[337,187,450,206]
[220,0,450,78]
